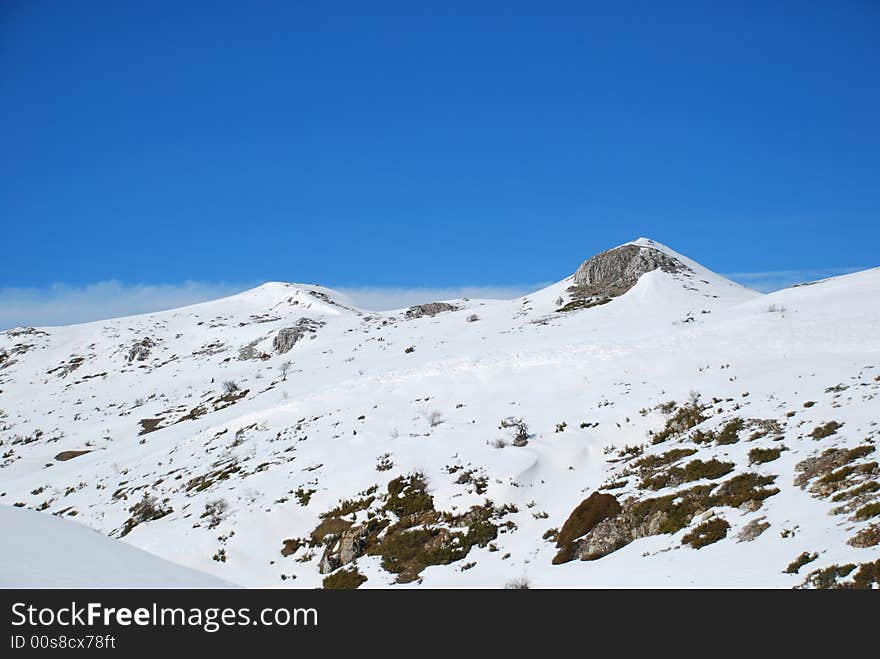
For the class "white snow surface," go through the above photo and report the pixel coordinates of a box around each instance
[1,238,878,588]
[0,505,229,587]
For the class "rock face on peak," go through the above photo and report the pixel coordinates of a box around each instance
[568,244,689,301]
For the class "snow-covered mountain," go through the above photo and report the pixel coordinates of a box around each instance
[1,238,878,588]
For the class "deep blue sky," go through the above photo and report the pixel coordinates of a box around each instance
[2,1,878,292]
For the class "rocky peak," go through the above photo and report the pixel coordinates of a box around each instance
[568,243,689,301]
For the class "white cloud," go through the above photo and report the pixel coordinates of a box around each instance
[724,268,864,293]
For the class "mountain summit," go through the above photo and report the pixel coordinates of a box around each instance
[569,240,689,301]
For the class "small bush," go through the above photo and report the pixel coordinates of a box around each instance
[691,429,716,444]
[120,493,172,537]
[748,446,785,465]
[716,418,744,445]
[832,480,880,502]
[320,493,376,520]
[799,564,856,589]
[512,422,529,447]
[854,502,880,521]
[810,421,841,439]
[849,560,880,589]
[505,577,531,589]
[640,459,734,491]
[629,485,715,535]
[650,401,707,444]
[222,380,240,394]
[376,453,393,472]
[555,297,612,313]
[818,465,855,485]
[295,487,316,506]
[281,538,303,557]
[713,472,780,508]
[657,400,677,414]
[784,552,818,574]
[202,498,229,529]
[797,561,880,589]
[455,470,488,494]
[385,473,434,518]
[848,525,880,548]
[681,518,729,549]
[322,567,367,589]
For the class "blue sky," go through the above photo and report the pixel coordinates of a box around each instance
[1,1,878,326]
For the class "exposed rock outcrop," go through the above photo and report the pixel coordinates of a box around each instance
[405,302,459,319]
[273,318,324,354]
[553,492,622,564]
[127,338,155,363]
[318,524,369,574]
[555,472,780,564]
[566,244,689,303]
[238,338,270,361]
[571,506,667,561]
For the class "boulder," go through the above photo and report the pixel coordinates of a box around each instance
[318,525,369,574]
[273,318,324,354]
[404,302,459,319]
[553,492,622,564]
[127,338,155,363]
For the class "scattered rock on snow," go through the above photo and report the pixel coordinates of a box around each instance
[273,318,324,354]
[127,338,155,363]
[318,525,369,574]
[405,302,459,319]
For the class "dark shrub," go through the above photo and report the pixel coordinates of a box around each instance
[323,567,367,589]
[681,518,729,549]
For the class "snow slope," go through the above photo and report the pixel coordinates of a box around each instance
[1,239,878,588]
[0,505,229,587]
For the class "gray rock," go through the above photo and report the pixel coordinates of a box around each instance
[318,525,368,574]
[238,339,269,361]
[567,244,689,302]
[273,318,324,354]
[573,508,667,561]
[127,338,155,363]
[405,302,459,319]
[737,517,770,542]
[738,499,762,513]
